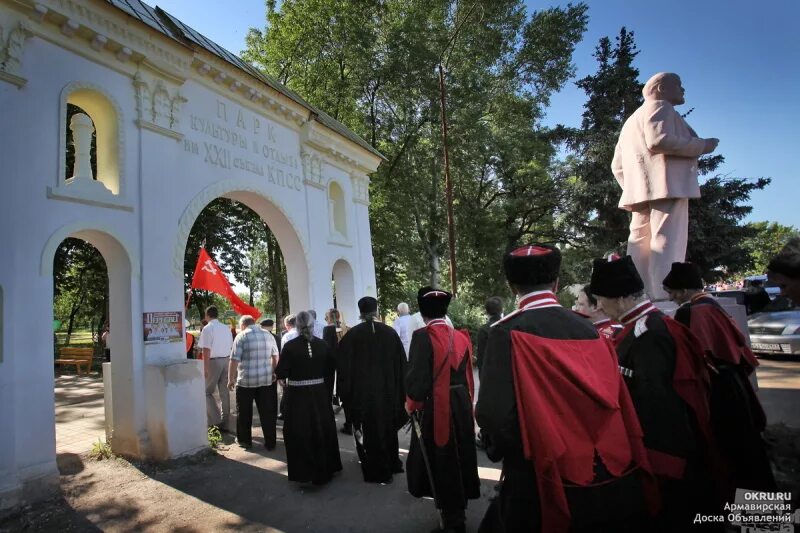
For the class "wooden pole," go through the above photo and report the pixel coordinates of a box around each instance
[438,63,457,297]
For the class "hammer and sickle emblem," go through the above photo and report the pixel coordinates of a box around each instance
[201,259,217,275]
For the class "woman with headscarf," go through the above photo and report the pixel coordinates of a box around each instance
[275,311,342,485]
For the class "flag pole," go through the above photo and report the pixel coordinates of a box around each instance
[185,241,207,314]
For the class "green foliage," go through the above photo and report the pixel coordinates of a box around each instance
[555,27,643,254]
[184,199,289,322]
[207,426,223,449]
[244,0,589,310]
[686,155,771,281]
[558,29,774,284]
[741,222,799,276]
[87,439,114,460]
[53,238,108,342]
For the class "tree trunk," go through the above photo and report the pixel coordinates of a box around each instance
[267,233,284,329]
[429,253,440,287]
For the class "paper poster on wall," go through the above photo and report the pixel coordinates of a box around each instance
[143,312,183,344]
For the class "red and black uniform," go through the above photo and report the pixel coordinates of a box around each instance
[573,311,623,340]
[592,317,623,340]
[674,293,775,493]
[614,300,720,530]
[478,292,653,533]
[406,319,480,530]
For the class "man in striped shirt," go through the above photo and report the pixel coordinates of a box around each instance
[227,315,279,450]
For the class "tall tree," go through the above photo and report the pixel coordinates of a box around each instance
[183,199,288,319]
[557,27,643,255]
[684,155,770,281]
[53,238,108,343]
[244,0,589,308]
[741,221,799,276]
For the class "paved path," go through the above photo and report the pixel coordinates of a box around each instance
[55,374,106,455]
[757,356,800,429]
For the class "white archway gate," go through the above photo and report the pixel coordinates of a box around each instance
[0,0,382,509]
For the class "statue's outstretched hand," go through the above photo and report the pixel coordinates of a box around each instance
[702,138,719,154]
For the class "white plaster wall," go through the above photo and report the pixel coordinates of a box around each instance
[0,10,380,508]
[0,36,146,503]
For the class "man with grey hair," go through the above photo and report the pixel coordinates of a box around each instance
[392,302,414,359]
[612,72,719,300]
[227,314,279,450]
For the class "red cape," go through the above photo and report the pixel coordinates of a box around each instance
[406,324,474,448]
[510,330,655,533]
[688,298,759,372]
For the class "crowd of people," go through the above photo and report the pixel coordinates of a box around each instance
[191,237,800,533]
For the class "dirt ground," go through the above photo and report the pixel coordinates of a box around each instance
[0,413,499,533]
[2,421,798,533]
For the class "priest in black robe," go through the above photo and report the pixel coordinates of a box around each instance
[477,245,652,533]
[663,262,775,494]
[336,296,407,483]
[275,311,342,485]
[591,256,722,532]
[406,287,480,533]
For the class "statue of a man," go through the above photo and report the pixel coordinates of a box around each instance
[612,72,719,300]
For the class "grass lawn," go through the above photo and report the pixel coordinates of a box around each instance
[55,328,95,347]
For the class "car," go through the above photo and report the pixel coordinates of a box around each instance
[747,297,800,357]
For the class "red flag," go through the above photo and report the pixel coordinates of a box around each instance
[190,248,261,319]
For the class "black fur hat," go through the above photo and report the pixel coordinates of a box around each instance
[502,244,561,286]
[590,255,644,297]
[662,262,703,290]
[417,286,451,319]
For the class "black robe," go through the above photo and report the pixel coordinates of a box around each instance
[476,306,647,533]
[322,324,339,400]
[674,297,775,493]
[275,336,342,484]
[476,313,501,372]
[337,320,407,483]
[406,326,480,520]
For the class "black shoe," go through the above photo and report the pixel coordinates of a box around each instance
[238,441,252,450]
[265,443,276,451]
[340,423,353,435]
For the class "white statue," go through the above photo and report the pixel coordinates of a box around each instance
[611,72,718,300]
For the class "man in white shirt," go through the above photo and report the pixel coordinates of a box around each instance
[198,305,234,430]
[392,302,414,359]
[309,309,325,339]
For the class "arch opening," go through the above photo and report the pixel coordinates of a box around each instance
[181,191,309,331]
[331,259,357,329]
[51,229,135,456]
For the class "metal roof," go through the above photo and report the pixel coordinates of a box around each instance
[104,0,384,161]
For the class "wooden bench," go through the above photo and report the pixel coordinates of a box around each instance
[55,347,94,375]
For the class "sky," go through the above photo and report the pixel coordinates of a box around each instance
[154,0,799,228]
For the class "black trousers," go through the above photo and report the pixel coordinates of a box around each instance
[236,382,277,447]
